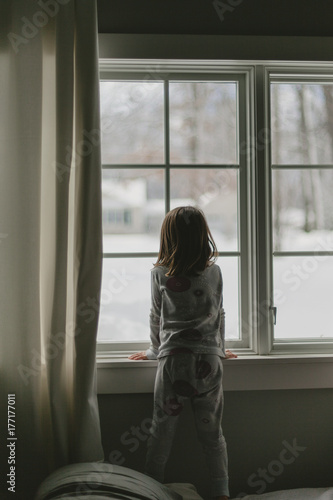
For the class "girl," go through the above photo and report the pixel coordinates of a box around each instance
[129,206,237,500]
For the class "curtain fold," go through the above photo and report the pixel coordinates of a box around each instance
[0,1,104,497]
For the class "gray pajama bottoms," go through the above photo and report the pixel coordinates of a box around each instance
[145,353,229,498]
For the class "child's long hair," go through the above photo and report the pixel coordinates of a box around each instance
[154,206,218,276]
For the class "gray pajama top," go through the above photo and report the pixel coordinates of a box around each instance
[145,263,226,360]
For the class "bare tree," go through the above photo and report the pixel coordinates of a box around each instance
[296,85,324,232]
[272,84,283,250]
[322,85,333,157]
[322,85,333,229]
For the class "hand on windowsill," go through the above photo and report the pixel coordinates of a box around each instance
[128,351,148,360]
[224,349,238,359]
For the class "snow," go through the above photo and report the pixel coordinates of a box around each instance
[102,179,146,208]
[98,229,333,343]
[98,234,240,343]
[275,227,333,253]
[97,80,333,344]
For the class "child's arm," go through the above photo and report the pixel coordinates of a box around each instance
[145,309,160,359]
[218,267,237,360]
[219,306,226,356]
[145,270,161,359]
[219,308,237,359]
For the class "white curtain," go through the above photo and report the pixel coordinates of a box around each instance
[0,1,104,497]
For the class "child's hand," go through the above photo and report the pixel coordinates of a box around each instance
[224,349,238,359]
[128,351,148,360]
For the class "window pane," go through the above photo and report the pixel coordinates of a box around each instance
[98,257,240,342]
[273,256,333,339]
[217,256,240,340]
[98,258,153,342]
[271,83,333,165]
[102,169,164,253]
[272,169,333,251]
[170,169,239,251]
[169,82,238,164]
[100,81,164,164]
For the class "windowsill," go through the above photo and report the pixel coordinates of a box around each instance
[97,353,333,394]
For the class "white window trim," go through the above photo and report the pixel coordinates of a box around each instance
[99,60,256,352]
[97,354,333,394]
[97,60,333,393]
[259,64,333,355]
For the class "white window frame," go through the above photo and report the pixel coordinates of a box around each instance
[260,63,333,355]
[97,59,333,362]
[98,59,256,356]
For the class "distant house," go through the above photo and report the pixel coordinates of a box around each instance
[102,178,146,233]
[103,177,196,234]
[102,175,236,239]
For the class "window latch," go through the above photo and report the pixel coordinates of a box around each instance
[270,306,277,325]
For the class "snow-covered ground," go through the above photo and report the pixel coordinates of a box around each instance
[98,234,239,342]
[273,228,333,339]
[98,229,333,343]
[97,80,333,344]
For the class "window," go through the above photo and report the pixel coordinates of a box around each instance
[98,60,333,356]
[269,71,333,353]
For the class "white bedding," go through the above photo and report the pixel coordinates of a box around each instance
[232,488,333,500]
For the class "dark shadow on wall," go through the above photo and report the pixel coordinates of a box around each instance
[98,389,333,499]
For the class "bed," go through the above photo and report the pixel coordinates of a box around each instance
[34,462,204,500]
[34,462,333,500]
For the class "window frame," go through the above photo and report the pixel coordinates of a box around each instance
[97,59,333,358]
[98,60,256,354]
[260,64,333,355]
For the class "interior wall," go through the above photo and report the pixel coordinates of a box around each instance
[98,33,333,61]
[97,0,333,37]
[98,390,333,499]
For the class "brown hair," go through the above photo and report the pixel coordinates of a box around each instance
[154,206,218,276]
